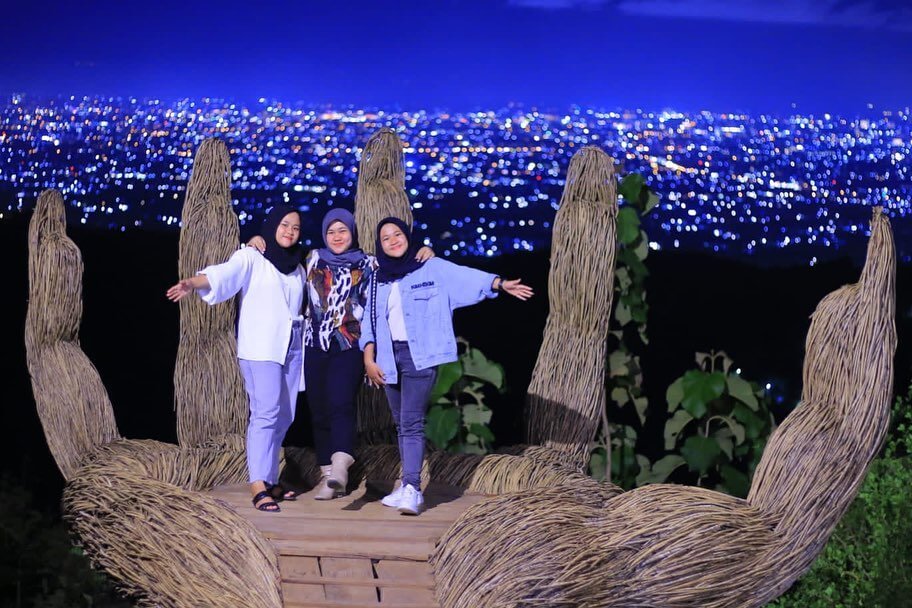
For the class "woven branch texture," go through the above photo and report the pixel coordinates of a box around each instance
[432,207,896,608]
[174,138,248,447]
[526,146,619,469]
[63,439,282,608]
[27,137,896,608]
[27,155,284,607]
[25,189,121,480]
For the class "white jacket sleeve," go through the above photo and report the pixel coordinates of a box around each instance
[196,248,255,305]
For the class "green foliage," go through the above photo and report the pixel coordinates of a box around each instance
[770,381,912,606]
[770,456,912,607]
[591,173,658,488]
[885,379,912,459]
[636,351,775,496]
[425,338,503,454]
[0,476,131,607]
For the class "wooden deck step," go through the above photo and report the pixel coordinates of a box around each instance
[210,481,488,607]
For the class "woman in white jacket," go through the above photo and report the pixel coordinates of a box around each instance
[167,206,305,513]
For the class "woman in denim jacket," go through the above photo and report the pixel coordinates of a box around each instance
[360,217,533,515]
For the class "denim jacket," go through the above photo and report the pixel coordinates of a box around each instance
[360,258,498,384]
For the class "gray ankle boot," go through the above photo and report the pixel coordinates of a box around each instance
[327,452,355,493]
[314,465,336,500]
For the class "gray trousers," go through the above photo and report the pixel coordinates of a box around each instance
[239,321,303,484]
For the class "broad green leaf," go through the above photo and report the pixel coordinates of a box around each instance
[636,454,686,486]
[462,347,505,389]
[635,453,651,473]
[615,300,632,326]
[429,360,463,403]
[618,173,645,203]
[708,415,747,445]
[732,402,766,440]
[618,247,649,278]
[468,423,495,443]
[617,207,641,245]
[681,435,722,475]
[638,328,649,345]
[425,405,459,449]
[615,267,632,290]
[633,396,649,425]
[715,434,734,460]
[633,231,649,260]
[610,386,629,405]
[609,350,630,377]
[631,303,648,324]
[681,370,726,418]
[664,409,693,449]
[611,444,637,479]
[719,464,751,498]
[727,374,759,411]
[644,191,660,213]
[666,378,685,411]
[461,402,492,427]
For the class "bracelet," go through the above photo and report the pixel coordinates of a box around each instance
[494,277,503,291]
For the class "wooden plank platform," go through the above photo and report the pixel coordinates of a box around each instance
[210,481,488,607]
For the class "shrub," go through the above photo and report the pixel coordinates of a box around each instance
[771,384,912,607]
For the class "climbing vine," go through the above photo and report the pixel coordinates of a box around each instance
[590,173,658,487]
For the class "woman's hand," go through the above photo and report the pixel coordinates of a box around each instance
[501,279,534,301]
[415,246,435,262]
[247,235,266,253]
[364,360,386,387]
[166,279,196,302]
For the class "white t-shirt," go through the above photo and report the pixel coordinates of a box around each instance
[387,281,409,341]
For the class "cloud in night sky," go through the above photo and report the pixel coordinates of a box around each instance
[508,0,912,31]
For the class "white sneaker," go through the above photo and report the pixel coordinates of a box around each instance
[397,484,424,516]
[381,483,405,508]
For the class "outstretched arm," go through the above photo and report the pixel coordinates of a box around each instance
[167,249,255,305]
[166,275,211,302]
[493,277,534,301]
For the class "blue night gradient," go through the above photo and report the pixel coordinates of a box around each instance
[2,0,911,113]
[1,1,910,265]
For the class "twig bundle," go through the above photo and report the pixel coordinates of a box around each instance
[174,138,248,447]
[526,146,619,469]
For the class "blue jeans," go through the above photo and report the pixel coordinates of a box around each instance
[384,341,437,489]
[239,320,303,484]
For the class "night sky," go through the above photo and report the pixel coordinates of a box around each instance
[2,0,911,113]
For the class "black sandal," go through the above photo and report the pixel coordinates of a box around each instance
[267,483,299,502]
[252,490,281,512]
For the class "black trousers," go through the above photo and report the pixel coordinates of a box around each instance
[304,343,363,465]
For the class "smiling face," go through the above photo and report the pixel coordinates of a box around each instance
[379,222,408,258]
[326,220,353,254]
[275,212,301,248]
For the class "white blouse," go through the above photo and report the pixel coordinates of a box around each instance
[197,247,305,365]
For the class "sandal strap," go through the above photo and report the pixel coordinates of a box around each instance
[252,490,274,505]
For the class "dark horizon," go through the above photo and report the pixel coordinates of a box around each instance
[3,0,911,115]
